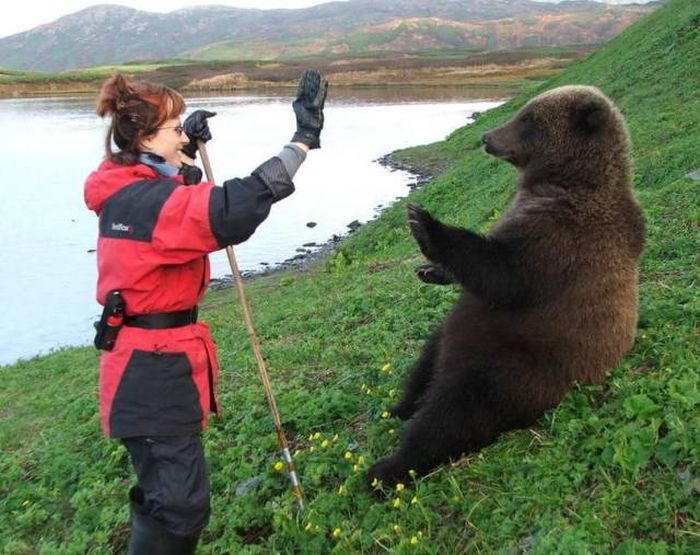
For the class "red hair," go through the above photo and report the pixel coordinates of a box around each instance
[95,73,186,164]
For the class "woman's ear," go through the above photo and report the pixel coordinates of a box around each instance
[138,133,155,152]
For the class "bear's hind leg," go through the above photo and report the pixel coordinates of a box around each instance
[369,368,501,489]
[390,329,441,420]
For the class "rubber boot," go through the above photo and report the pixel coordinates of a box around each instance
[127,502,200,555]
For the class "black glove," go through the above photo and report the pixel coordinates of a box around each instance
[180,163,203,185]
[182,109,216,160]
[291,69,328,149]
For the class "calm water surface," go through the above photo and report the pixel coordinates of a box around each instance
[0,87,503,365]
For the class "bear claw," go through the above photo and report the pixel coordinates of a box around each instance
[366,457,409,493]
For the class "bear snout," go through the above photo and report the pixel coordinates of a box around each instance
[482,132,500,156]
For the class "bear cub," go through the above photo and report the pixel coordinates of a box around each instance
[367,86,645,489]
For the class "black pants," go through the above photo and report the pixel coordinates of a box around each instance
[123,434,210,537]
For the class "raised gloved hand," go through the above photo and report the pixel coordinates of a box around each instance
[182,109,216,160]
[291,69,328,149]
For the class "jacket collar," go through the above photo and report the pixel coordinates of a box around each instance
[139,152,180,178]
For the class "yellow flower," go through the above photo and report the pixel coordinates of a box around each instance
[357,455,365,465]
[371,477,380,488]
[410,536,419,545]
[353,464,359,472]
[332,434,339,442]
[312,432,321,440]
[338,485,347,495]
[273,461,284,472]
[332,528,342,538]
[321,440,330,448]
[381,363,392,373]
[388,428,396,435]
[392,524,401,533]
[392,498,401,508]
[388,388,396,398]
[361,383,367,392]
[396,483,405,492]
[304,522,313,531]
[366,388,373,395]
[411,496,419,505]
[344,451,353,460]
[309,446,315,453]
[381,411,391,419]
[408,469,417,478]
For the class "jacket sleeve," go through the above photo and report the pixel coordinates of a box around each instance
[209,157,294,248]
[150,157,294,263]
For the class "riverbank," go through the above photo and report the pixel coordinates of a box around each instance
[0,46,590,98]
[211,150,436,288]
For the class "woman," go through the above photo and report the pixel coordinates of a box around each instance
[84,71,327,553]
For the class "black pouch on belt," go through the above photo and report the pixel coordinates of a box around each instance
[93,290,126,351]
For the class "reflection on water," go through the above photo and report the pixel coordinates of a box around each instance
[0,87,504,365]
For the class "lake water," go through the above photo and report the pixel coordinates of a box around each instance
[0,87,502,365]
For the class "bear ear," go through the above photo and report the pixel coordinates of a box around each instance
[573,100,607,134]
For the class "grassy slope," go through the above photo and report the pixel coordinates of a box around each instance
[1,0,698,552]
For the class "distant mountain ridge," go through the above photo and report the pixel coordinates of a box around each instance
[0,0,659,72]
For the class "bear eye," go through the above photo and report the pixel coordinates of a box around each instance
[518,113,539,140]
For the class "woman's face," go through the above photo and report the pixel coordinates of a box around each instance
[139,116,189,167]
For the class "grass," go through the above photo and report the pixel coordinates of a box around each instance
[1,0,699,552]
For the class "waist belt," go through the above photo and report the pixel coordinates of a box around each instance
[124,307,198,329]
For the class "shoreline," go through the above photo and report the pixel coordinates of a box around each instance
[0,46,589,99]
[208,151,433,289]
[0,81,516,101]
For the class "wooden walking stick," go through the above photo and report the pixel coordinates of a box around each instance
[197,140,305,512]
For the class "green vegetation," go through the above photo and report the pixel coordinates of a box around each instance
[0,63,170,85]
[1,0,698,552]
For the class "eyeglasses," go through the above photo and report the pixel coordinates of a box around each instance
[158,124,185,135]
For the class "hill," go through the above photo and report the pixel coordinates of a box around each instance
[0,0,657,72]
[0,0,697,552]
[192,6,653,61]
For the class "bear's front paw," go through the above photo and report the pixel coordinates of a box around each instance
[415,263,453,285]
[407,203,442,261]
[366,457,410,496]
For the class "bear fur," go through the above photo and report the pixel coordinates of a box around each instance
[367,85,645,489]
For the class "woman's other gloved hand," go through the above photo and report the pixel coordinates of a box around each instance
[180,163,203,185]
[182,109,217,160]
[291,69,328,149]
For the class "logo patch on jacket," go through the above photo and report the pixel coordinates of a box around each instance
[111,222,134,234]
[99,179,178,242]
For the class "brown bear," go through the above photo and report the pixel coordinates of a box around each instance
[367,85,645,489]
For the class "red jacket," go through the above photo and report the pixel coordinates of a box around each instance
[85,157,294,437]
